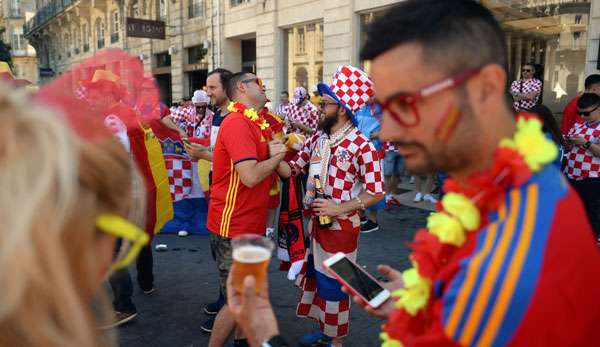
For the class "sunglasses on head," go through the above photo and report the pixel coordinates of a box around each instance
[580,105,600,117]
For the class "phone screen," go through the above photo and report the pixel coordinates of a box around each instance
[329,257,384,300]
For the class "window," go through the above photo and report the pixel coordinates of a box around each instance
[96,20,105,49]
[187,44,207,64]
[112,11,120,33]
[230,0,250,7]
[159,0,167,21]
[73,28,80,54]
[296,28,305,54]
[155,52,171,68]
[11,27,24,53]
[189,0,203,18]
[82,24,89,52]
[111,11,119,43]
[10,0,21,17]
[285,22,323,93]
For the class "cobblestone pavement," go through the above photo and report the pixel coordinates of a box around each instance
[118,205,429,347]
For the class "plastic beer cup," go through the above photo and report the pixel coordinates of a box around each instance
[231,234,274,293]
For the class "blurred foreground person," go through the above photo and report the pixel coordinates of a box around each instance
[0,84,148,347]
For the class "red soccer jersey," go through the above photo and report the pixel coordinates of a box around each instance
[207,112,272,238]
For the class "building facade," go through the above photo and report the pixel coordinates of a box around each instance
[23,0,600,115]
[1,0,38,85]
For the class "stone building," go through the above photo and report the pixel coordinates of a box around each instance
[1,0,38,85]
[23,0,600,115]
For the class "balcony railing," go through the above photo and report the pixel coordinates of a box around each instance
[110,32,119,44]
[24,0,76,37]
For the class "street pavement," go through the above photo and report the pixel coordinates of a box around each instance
[117,204,429,347]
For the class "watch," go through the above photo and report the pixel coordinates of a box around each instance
[261,335,290,347]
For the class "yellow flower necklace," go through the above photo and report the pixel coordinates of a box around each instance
[227,101,273,139]
[382,113,558,347]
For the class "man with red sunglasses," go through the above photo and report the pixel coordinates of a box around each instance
[221,2,600,347]
[358,1,600,346]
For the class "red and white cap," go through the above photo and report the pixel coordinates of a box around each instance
[317,65,375,122]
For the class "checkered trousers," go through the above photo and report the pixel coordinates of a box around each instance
[165,156,193,201]
[286,102,320,133]
[290,128,385,204]
[170,105,198,136]
[296,258,351,338]
[565,122,600,180]
[510,78,542,110]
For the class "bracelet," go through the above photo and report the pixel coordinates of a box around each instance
[355,196,366,210]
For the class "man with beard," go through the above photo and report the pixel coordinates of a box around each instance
[221,1,600,347]
[207,72,287,347]
[276,65,384,347]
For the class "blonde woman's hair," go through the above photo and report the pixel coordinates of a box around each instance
[0,83,133,346]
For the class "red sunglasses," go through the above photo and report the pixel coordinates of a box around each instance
[374,68,481,127]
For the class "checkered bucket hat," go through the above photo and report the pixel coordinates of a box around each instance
[317,65,374,123]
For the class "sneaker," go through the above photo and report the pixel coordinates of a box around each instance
[143,287,156,295]
[361,220,379,234]
[204,297,224,315]
[360,215,368,225]
[299,331,332,346]
[200,316,215,333]
[423,194,438,204]
[413,192,423,202]
[100,311,137,329]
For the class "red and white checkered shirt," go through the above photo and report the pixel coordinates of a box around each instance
[289,128,384,204]
[285,101,320,134]
[510,78,542,110]
[170,105,198,136]
[565,122,600,180]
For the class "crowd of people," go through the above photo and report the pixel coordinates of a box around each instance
[2,0,600,347]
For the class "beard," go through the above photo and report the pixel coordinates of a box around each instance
[317,111,338,134]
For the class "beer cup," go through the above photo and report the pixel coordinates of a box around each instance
[231,234,274,293]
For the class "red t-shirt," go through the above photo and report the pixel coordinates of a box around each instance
[561,95,584,135]
[207,112,272,238]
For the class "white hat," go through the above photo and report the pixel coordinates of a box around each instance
[192,90,209,104]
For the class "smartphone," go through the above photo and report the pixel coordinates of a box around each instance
[323,252,390,308]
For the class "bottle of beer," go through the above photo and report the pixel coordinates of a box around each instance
[314,175,333,228]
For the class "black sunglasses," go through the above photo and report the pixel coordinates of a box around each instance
[580,105,600,117]
[522,69,532,72]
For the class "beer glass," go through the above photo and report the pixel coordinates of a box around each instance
[231,234,274,293]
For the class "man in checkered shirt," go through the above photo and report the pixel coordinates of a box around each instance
[276,65,385,346]
[510,63,542,111]
[565,92,600,239]
[285,86,321,135]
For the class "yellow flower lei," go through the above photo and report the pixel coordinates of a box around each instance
[384,115,557,345]
[228,101,270,131]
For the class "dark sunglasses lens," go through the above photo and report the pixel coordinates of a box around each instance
[522,69,531,72]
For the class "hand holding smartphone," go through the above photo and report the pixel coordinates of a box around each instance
[323,253,390,308]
